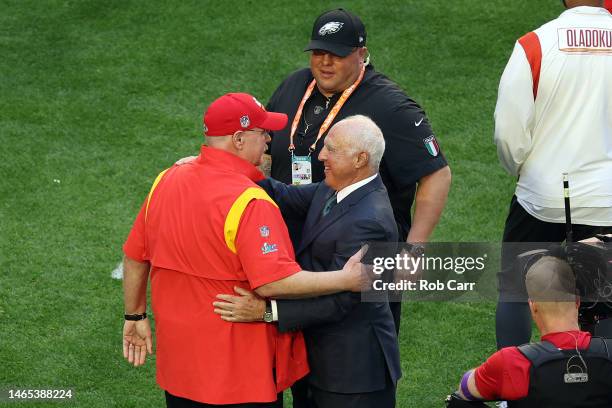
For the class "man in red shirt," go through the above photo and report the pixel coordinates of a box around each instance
[452,256,612,406]
[605,0,612,12]
[121,93,367,407]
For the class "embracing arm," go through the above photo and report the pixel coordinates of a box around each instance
[214,218,383,324]
[234,198,370,300]
[274,218,390,331]
[254,247,367,299]
[257,177,319,220]
[213,247,369,322]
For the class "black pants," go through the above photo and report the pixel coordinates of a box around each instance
[165,392,283,408]
[389,302,401,335]
[309,376,396,408]
[495,196,612,349]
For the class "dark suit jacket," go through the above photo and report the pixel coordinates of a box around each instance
[259,175,402,394]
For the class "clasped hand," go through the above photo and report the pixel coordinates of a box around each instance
[213,286,266,323]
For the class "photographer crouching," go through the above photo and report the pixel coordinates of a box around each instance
[447,255,612,407]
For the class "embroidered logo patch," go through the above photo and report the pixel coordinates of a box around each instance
[319,22,344,36]
[423,135,440,157]
[261,242,278,255]
[259,226,270,237]
[240,115,250,128]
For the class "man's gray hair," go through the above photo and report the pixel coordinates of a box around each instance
[336,115,385,171]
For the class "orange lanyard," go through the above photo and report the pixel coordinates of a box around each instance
[289,65,366,155]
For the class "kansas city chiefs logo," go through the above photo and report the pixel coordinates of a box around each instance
[318,22,344,36]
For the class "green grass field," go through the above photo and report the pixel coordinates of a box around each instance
[0,1,561,406]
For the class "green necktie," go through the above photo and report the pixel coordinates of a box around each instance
[322,193,338,217]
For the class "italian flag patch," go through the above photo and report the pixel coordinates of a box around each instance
[424,135,440,157]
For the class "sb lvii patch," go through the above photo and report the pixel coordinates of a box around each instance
[261,242,278,255]
[424,135,440,157]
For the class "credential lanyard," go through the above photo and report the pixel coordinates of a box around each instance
[288,65,366,156]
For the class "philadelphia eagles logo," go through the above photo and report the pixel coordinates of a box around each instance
[318,22,344,36]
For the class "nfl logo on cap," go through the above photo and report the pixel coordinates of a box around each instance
[240,115,250,128]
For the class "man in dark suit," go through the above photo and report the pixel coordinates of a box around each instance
[213,115,401,408]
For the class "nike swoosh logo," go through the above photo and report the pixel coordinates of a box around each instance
[415,118,424,127]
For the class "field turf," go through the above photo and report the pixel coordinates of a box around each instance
[0,1,561,406]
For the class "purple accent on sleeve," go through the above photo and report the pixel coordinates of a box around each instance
[461,371,477,401]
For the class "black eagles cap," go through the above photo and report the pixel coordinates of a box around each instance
[304,8,367,57]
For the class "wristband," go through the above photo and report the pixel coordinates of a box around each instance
[124,312,147,321]
[460,371,476,401]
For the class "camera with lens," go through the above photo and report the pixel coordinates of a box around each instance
[515,236,612,337]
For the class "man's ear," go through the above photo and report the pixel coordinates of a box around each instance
[232,132,244,150]
[359,47,368,63]
[355,151,369,168]
[528,299,537,315]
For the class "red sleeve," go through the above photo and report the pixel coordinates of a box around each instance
[474,347,531,401]
[235,199,302,288]
[518,31,542,99]
[606,0,612,13]
[123,198,148,262]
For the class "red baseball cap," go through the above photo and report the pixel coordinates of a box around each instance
[203,93,288,136]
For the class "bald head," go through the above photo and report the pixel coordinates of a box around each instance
[526,256,581,334]
[526,256,577,302]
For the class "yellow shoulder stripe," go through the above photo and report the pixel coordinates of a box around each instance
[224,187,278,254]
[145,168,169,221]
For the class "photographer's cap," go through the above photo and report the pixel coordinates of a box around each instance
[304,8,367,57]
[203,93,288,136]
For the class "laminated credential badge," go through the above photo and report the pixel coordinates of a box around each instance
[291,155,313,185]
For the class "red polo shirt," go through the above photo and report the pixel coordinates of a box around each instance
[474,330,592,400]
[124,146,308,404]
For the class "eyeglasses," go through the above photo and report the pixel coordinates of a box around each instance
[237,129,270,139]
[244,128,269,135]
